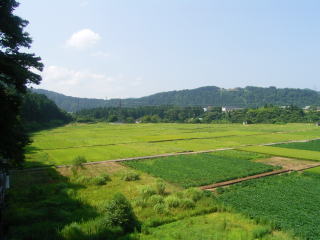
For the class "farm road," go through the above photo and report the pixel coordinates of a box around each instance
[200,160,320,191]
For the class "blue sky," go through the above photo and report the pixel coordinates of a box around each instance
[17,0,320,98]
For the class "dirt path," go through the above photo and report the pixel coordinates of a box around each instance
[200,162,320,191]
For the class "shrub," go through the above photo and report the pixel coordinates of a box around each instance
[148,195,164,205]
[104,193,140,233]
[252,226,272,238]
[90,176,107,185]
[215,187,225,194]
[154,180,166,195]
[90,174,111,185]
[165,196,181,208]
[180,198,195,209]
[153,203,166,214]
[73,175,90,185]
[183,188,204,202]
[121,172,140,181]
[60,222,85,240]
[139,186,156,199]
[70,156,87,176]
[133,197,148,208]
[100,173,111,181]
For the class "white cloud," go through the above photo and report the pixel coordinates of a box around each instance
[38,65,142,99]
[66,29,101,49]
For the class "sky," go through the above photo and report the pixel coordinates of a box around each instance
[17,0,320,99]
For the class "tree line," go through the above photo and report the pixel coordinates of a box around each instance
[75,105,320,124]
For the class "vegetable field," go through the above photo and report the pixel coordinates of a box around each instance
[219,172,320,240]
[124,150,276,187]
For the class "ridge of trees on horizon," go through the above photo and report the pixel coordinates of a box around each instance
[33,86,320,113]
[75,105,320,124]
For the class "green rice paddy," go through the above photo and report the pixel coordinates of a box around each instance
[25,123,320,167]
[274,139,320,152]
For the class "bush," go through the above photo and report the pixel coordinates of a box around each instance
[100,173,111,181]
[104,193,140,233]
[148,195,164,205]
[70,156,87,176]
[121,172,140,181]
[252,226,272,238]
[154,180,166,195]
[133,197,148,208]
[183,188,204,202]
[90,176,107,185]
[139,186,156,200]
[60,222,85,240]
[73,175,90,184]
[90,174,111,185]
[165,196,181,208]
[180,198,195,209]
[153,203,166,214]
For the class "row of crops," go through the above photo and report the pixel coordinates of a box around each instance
[124,150,275,187]
[219,172,320,240]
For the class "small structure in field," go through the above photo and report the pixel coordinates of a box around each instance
[316,122,320,127]
[222,106,244,112]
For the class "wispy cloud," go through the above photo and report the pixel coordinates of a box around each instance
[38,65,142,98]
[66,29,101,49]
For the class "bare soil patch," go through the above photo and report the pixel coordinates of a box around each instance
[256,157,319,170]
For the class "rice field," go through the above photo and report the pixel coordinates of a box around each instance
[239,145,320,161]
[25,123,320,167]
[274,139,320,152]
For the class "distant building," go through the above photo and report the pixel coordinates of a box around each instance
[222,106,244,112]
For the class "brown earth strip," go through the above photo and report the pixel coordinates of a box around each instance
[200,169,291,190]
[200,161,320,191]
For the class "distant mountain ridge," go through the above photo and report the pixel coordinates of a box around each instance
[32,86,320,112]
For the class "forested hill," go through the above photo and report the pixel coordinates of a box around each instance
[21,91,72,131]
[32,86,320,112]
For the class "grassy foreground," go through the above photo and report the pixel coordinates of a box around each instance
[134,212,293,240]
[5,162,294,240]
[25,123,320,167]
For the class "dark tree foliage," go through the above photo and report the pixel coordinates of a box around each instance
[21,92,72,131]
[76,105,320,124]
[0,0,43,166]
[104,193,140,233]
